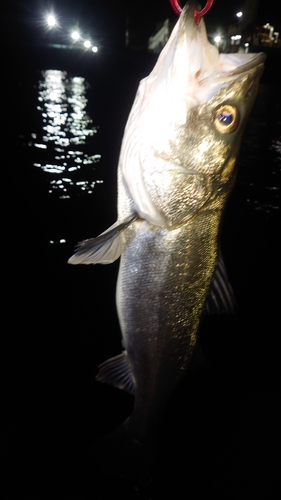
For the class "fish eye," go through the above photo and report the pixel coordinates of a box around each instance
[214,105,239,134]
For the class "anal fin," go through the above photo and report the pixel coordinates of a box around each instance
[96,351,135,396]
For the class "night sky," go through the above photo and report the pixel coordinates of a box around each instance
[3,0,281,48]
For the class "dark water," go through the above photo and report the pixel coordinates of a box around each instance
[3,44,281,499]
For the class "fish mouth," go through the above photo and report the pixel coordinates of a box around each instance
[197,51,266,102]
[176,2,266,104]
[181,2,266,76]
[226,52,266,75]
[215,50,266,84]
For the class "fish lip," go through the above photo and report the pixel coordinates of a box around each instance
[227,53,266,76]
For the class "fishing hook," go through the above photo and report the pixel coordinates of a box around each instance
[169,0,214,24]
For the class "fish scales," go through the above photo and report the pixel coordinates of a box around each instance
[117,189,226,441]
[69,1,265,450]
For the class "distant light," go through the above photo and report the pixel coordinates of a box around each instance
[214,35,221,43]
[50,239,66,244]
[231,34,242,40]
[47,14,57,27]
[236,11,243,18]
[71,31,80,40]
[84,40,91,48]
[244,43,249,47]
[92,46,98,53]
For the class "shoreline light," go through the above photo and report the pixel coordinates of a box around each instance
[47,14,57,27]
[42,12,98,54]
[71,31,80,41]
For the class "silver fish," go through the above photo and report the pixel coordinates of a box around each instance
[69,2,265,447]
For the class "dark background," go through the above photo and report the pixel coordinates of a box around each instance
[2,1,281,499]
[3,0,281,47]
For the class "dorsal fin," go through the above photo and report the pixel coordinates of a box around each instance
[205,252,236,315]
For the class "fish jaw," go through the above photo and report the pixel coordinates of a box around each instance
[118,2,265,227]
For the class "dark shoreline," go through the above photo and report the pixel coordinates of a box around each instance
[5,38,281,82]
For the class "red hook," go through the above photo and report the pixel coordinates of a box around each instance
[169,0,183,15]
[169,0,214,24]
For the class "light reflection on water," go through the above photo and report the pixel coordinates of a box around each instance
[25,72,280,249]
[31,69,102,198]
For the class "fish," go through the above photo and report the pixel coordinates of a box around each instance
[69,1,265,451]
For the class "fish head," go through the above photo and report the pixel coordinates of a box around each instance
[120,1,266,227]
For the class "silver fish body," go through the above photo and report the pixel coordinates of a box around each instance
[69,2,265,445]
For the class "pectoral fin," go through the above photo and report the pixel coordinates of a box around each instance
[68,214,138,265]
[96,351,135,395]
[205,252,236,315]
